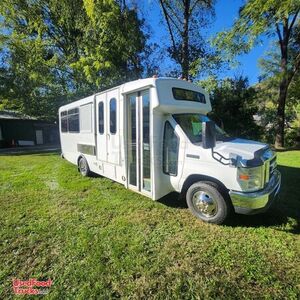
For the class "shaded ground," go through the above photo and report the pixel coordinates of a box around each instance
[0,151,299,299]
[0,144,60,155]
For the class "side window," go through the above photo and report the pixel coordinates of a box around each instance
[68,108,79,133]
[110,98,117,134]
[60,111,68,132]
[80,103,92,133]
[163,121,179,176]
[98,102,104,134]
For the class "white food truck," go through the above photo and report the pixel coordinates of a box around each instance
[59,77,281,224]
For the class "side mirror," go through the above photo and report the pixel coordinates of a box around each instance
[202,121,216,149]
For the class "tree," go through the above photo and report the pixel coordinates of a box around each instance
[0,0,146,120]
[255,39,300,146]
[199,76,262,139]
[256,40,300,147]
[159,0,219,79]
[214,0,300,148]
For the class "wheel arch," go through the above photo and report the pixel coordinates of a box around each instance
[180,174,229,199]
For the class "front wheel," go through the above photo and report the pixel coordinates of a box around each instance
[186,182,231,224]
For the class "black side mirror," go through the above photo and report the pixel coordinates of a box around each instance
[202,121,216,149]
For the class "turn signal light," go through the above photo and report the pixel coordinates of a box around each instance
[239,174,250,180]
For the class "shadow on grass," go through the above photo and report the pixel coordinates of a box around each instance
[158,165,300,234]
[0,149,60,156]
[274,147,300,152]
[158,192,187,209]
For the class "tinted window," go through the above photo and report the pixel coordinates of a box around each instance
[142,92,151,192]
[68,108,79,114]
[163,122,179,176]
[60,111,68,132]
[98,102,104,134]
[128,94,137,186]
[67,108,79,133]
[173,114,228,144]
[172,88,206,103]
[110,98,117,134]
[68,114,79,132]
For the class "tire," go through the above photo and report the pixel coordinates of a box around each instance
[78,156,91,177]
[186,181,231,224]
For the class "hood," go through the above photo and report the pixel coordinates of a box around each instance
[214,138,268,161]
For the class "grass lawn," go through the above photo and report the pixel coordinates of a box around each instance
[0,151,299,299]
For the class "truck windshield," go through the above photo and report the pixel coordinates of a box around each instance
[173,114,230,144]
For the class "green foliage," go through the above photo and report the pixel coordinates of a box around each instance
[214,0,300,57]
[0,0,146,120]
[257,38,300,147]
[213,0,300,147]
[199,76,262,139]
[255,74,300,147]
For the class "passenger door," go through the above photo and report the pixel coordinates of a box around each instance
[106,89,120,165]
[96,89,120,165]
[126,90,151,196]
[96,93,107,161]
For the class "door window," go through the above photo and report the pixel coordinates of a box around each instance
[98,102,104,134]
[128,95,137,186]
[163,121,179,176]
[142,92,151,191]
[110,98,117,134]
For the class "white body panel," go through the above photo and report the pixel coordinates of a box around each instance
[59,77,267,201]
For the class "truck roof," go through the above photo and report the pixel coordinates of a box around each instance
[59,77,211,115]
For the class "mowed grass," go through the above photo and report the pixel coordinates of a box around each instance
[0,151,299,299]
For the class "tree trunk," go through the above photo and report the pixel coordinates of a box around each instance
[275,21,289,149]
[181,0,190,79]
[275,79,288,148]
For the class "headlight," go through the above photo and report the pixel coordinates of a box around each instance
[237,165,264,192]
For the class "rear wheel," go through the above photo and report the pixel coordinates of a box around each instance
[186,181,230,224]
[78,156,91,177]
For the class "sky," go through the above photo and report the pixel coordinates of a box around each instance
[140,0,274,85]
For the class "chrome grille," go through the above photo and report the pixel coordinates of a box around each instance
[262,148,277,187]
[269,157,277,176]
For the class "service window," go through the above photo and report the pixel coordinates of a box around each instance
[68,108,79,133]
[98,102,104,134]
[80,103,92,133]
[172,88,206,103]
[163,121,179,176]
[60,111,68,132]
[110,98,117,134]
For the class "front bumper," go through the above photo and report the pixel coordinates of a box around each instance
[229,170,281,215]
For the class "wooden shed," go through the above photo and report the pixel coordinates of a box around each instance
[0,110,59,148]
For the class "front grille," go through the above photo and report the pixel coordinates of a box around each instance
[269,156,277,177]
[261,148,277,187]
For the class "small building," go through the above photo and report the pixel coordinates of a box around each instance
[0,110,59,148]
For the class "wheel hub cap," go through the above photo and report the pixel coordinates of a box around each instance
[79,160,87,173]
[192,191,218,218]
